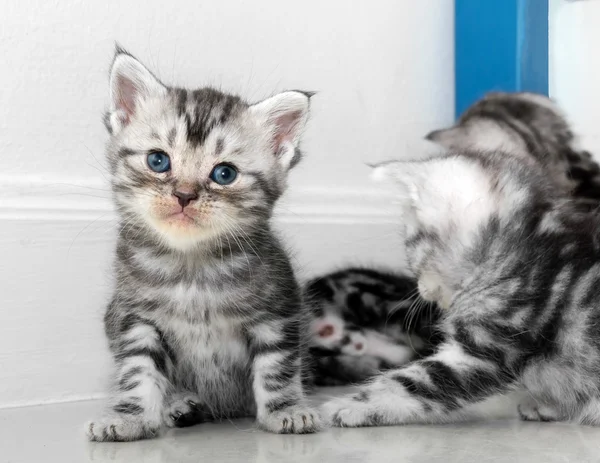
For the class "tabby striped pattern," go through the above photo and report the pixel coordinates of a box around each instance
[325,150,600,427]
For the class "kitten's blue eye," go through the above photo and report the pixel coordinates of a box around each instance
[147,151,171,173]
[210,164,238,185]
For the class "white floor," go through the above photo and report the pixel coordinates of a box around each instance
[2,388,600,463]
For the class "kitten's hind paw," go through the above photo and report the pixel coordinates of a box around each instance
[85,415,161,442]
[517,398,559,423]
[258,406,322,434]
[164,392,210,428]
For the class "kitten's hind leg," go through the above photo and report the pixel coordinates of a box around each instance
[164,392,211,428]
[324,339,514,427]
[86,319,175,442]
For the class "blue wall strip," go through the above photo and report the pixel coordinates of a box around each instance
[455,0,549,118]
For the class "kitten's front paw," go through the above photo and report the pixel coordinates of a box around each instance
[258,406,322,434]
[164,392,210,428]
[323,391,385,428]
[85,415,161,442]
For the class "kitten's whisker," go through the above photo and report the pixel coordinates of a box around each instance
[229,221,265,267]
[221,216,260,278]
[54,192,112,200]
[68,211,112,258]
[220,225,237,277]
[213,225,225,270]
[48,182,112,193]
[81,142,112,184]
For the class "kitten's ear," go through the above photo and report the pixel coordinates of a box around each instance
[371,160,427,232]
[425,127,460,148]
[371,161,426,204]
[372,157,495,235]
[107,48,166,134]
[250,91,312,170]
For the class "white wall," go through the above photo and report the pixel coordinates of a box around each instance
[549,0,600,155]
[0,0,454,407]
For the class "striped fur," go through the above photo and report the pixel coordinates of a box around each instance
[325,150,600,427]
[304,268,442,385]
[308,92,600,387]
[86,49,320,442]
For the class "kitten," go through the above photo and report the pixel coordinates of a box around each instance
[86,48,321,441]
[426,92,600,209]
[306,93,600,386]
[304,268,442,385]
[324,149,600,427]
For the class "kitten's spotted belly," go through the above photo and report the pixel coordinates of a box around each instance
[165,316,255,417]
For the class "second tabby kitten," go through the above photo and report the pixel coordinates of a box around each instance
[86,49,320,441]
[305,92,600,387]
[325,150,600,427]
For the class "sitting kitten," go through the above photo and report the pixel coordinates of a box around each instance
[324,149,600,427]
[426,91,600,209]
[86,48,321,441]
[304,268,442,385]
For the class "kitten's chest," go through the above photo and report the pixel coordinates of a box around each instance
[161,280,234,315]
[163,314,250,365]
[158,309,255,416]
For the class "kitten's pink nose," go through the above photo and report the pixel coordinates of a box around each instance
[173,189,198,208]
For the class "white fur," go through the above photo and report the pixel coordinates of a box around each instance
[322,374,425,426]
[363,330,414,365]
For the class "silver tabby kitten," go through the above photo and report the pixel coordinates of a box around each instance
[86,49,321,441]
[306,92,600,387]
[324,149,600,427]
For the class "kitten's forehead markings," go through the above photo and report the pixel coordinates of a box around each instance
[167,127,177,148]
[176,89,242,149]
[215,138,225,156]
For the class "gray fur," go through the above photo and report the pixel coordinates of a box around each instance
[86,48,320,441]
[325,149,600,427]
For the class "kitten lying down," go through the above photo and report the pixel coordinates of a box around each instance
[304,268,441,386]
[324,149,600,427]
[86,49,320,441]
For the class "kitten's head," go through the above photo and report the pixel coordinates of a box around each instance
[372,151,553,309]
[425,92,572,155]
[105,48,311,250]
[426,92,600,209]
[425,93,582,194]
